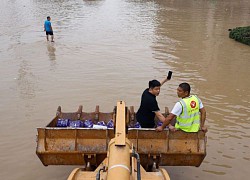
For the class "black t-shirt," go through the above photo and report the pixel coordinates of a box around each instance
[136,88,160,128]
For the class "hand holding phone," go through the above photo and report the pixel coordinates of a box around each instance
[167,71,172,80]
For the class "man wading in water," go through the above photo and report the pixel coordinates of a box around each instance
[44,16,54,42]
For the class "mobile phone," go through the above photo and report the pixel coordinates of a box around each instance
[167,71,172,80]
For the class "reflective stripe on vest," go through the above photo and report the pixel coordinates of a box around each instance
[175,95,200,132]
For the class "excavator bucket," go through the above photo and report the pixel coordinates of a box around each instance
[36,105,206,167]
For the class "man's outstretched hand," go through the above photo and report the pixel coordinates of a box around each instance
[156,124,177,132]
[169,124,177,132]
[200,126,208,133]
[155,126,164,132]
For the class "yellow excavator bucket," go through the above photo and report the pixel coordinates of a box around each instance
[36,103,206,171]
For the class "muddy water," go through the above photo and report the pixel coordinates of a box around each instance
[0,0,249,179]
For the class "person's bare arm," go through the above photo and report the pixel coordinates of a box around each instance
[155,111,165,123]
[50,24,53,32]
[156,113,176,131]
[160,77,169,86]
[200,107,207,132]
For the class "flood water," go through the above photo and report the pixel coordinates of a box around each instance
[0,0,249,179]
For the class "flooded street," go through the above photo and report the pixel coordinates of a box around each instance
[0,0,249,179]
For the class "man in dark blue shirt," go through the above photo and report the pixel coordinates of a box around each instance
[44,16,54,42]
[136,77,169,128]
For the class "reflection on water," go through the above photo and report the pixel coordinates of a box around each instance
[17,59,36,100]
[203,170,226,175]
[0,0,250,179]
[47,43,56,61]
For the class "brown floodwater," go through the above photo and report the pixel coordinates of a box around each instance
[0,0,249,179]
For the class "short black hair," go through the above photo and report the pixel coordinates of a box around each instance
[47,16,50,20]
[179,83,191,93]
[149,80,161,89]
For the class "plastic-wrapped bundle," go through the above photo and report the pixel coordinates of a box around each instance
[57,119,70,127]
[68,120,84,128]
[134,122,141,128]
[84,119,93,128]
[107,119,114,128]
[157,121,168,129]
[157,121,163,127]
[97,121,106,126]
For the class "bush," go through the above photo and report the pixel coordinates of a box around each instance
[229,26,250,46]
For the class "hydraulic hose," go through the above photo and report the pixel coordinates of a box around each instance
[96,167,105,180]
[132,149,141,180]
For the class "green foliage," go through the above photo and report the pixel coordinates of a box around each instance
[229,26,250,46]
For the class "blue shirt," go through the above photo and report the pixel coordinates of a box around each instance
[44,20,52,32]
